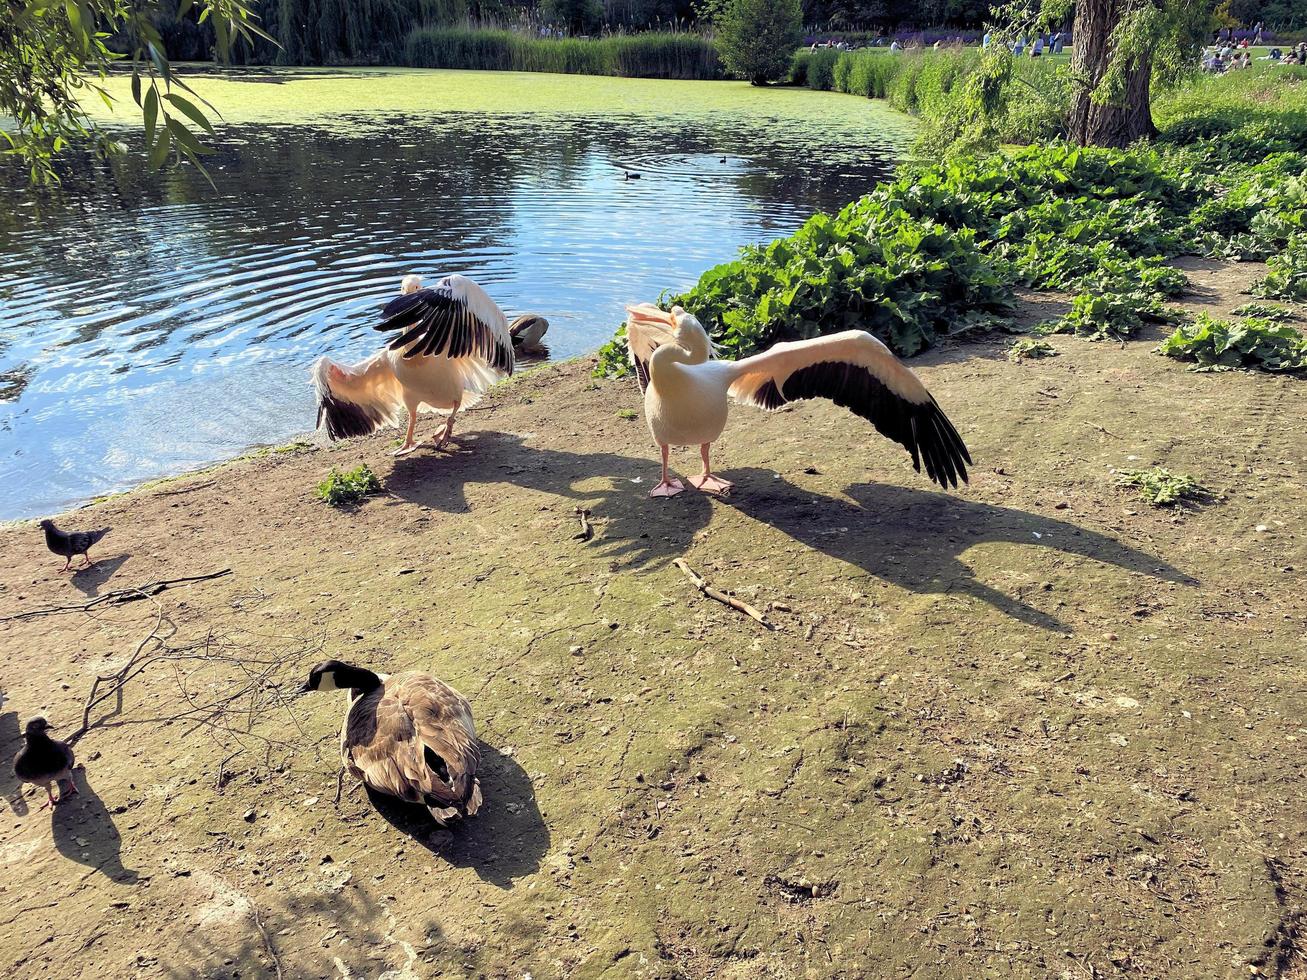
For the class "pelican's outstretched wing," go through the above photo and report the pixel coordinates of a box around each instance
[312,353,406,441]
[727,330,972,489]
[377,274,514,375]
[624,304,677,392]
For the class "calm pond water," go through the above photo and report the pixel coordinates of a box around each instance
[0,68,913,520]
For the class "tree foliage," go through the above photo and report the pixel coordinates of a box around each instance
[1,0,268,184]
[716,0,803,85]
[542,0,604,32]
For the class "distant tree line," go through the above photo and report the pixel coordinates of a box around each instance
[135,0,1305,65]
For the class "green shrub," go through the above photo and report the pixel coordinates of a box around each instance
[1157,313,1307,373]
[716,0,802,85]
[1253,233,1307,301]
[1008,338,1058,362]
[1044,283,1180,342]
[597,130,1307,377]
[1116,467,1205,507]
[317,464,383,506]
[1230,302,1294,321]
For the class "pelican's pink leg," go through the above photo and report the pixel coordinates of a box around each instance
[392,408,419,456]
[649,444,684,498]
[689,443,732,495]
[433,406,459,450]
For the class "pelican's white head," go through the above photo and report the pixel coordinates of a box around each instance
[670,306,720,358]
[400,274,423,295]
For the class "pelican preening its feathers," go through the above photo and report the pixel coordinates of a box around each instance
[302,660,483,826]
[313,274,531,456]
[625,303,972,498]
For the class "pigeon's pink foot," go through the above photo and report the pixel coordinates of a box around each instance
[689,474,733,496]
[649,478,685,498]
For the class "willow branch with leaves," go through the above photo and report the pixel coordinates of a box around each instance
[1,0,272,184]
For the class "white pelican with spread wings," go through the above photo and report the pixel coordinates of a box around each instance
[313,274,518,455]
[625,303,972,498]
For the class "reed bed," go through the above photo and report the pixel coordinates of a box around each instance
[403,28,722,79]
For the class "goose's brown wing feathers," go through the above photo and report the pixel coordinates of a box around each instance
[345,673,481,811]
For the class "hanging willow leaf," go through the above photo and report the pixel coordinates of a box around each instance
[166,117,211,157]
[142,86,159,148]
[165,94,214,135]
[147,127,172,171]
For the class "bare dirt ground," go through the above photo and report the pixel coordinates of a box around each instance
[0,268,1304,979]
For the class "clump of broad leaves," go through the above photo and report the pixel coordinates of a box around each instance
[1158,313,1307,373]
[595,137,1307,375]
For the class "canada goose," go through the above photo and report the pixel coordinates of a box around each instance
[509,314,549,355]
[301,660,482,825]
[624,303,971,498]
[13,717,78,808]
[313,274,521,456]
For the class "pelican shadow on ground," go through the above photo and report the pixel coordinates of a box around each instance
[386,432,714,571]
[721,470,1198,631]
[362,742,549,889]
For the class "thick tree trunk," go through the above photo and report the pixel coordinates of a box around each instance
[1067,0,1157,147]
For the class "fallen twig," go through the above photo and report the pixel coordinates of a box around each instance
[250,903,284,980]
[573,507,593,542]
[0,569,232,623]
[69,594,176,746]
[215,749,242,792]
[673,558,774,630]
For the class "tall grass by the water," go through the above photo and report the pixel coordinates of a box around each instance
[791,48,1070,144]
[403,28,722,79]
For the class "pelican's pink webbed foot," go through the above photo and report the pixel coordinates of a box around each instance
[392,442,419,457]
[649,478,685,499]
[689,474,733,495]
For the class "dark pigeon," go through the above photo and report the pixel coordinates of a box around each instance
[39,519,109,571]
[13,717,78,808]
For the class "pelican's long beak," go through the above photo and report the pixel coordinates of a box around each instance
[625,304,677,328]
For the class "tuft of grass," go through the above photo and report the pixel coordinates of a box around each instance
[616,408,640,420]
[1156,313,1307,373]
[1116,467,1205,508]
[1230,302,1294,322]
[1007,338,1058,362]
[317,464,382,507]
